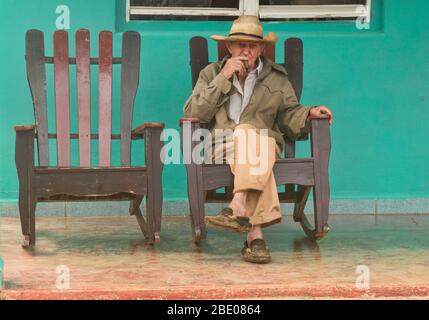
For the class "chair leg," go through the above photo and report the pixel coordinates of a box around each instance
[293,185,311,222]
[312,172,330,238]
[181,121,206,244]
[186,163,206,244]
[293,186,326,241]
[129,195,148,239]
[18,189,37,248]
[311,118,331,239]
[144,126,164,244]
[145,191,162,244]
[15,128,36,248]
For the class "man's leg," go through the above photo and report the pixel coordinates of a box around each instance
[228,124,281,263]
[228,190,248,217]
[229,125,280,243]
[232,162,281,244]
[204,131,253,232]
[206,124,281,236]
[244,172,281,240]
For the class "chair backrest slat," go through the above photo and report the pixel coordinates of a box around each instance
[217,42,228,62]
[284,38,303,157]
[76,29,91,167]
[120,31,141,166]
[285,38,303,101]
[264,44,275,62]
[190,37,209,89]
[98,31,113,167]
[26,30,50,166]
[54,30,71,167]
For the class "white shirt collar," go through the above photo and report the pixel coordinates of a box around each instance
[247,57,263,76]
[255,57,263,75]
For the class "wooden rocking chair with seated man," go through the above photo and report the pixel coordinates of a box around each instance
[180,36,331,244]
[15,29,164,247]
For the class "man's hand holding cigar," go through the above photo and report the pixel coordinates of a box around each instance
[221,56,251,79]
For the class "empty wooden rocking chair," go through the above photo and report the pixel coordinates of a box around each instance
[15,29,164,247]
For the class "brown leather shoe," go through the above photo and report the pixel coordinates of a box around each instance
[205,208,252,233]
[241,239,271,264]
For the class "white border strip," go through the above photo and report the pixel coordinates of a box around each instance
[366,0,372,24]
[243,0,259,16]
[126,0,130,22]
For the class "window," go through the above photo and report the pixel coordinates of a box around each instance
[128,0,242,21]
[127,0,372,23]
[258,0,371,22]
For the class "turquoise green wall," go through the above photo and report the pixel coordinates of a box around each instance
[0,0,428,210]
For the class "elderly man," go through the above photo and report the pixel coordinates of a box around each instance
[183,16,333,264]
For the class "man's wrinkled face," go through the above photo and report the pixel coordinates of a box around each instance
[226,41,265,69]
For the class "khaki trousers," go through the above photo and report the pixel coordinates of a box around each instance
[207,124,282,228]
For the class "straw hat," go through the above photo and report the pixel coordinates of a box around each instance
[211,16,277,45]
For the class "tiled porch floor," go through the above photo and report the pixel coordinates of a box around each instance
[1,214,428,299]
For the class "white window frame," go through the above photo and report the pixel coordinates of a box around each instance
[127,0,245,22]
[127,0,371,24]
[258,0,371,23]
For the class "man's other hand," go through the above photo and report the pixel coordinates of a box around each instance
[308,106,333,125]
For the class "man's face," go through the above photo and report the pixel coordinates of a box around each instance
[226,41,265,69]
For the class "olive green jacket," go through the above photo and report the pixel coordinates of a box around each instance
[183,56,312,145]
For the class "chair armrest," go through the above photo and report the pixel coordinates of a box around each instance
[310,117,331,157]
[132,122,165,138]
[179,117,202,126]
[310,116,331,133]
[310,114,330,121]
[179,117,211,131]
[286,115,331,142]
[15,125,36,171]
[15,125,36,132]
